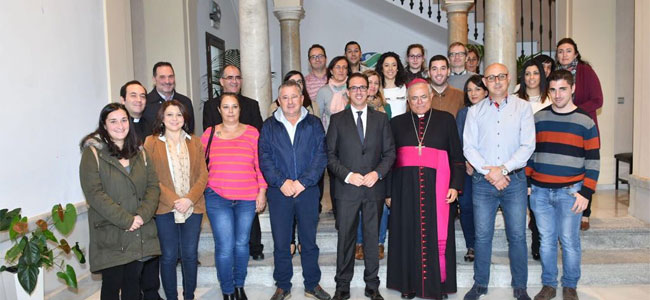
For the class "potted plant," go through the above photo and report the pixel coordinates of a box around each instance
[0,204,86,297]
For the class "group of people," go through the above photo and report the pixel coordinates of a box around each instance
[79,37,602,300]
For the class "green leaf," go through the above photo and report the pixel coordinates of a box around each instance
[52,204,77,236]
[42,229,58,243]
[58,264,78,289]
[6,236,27,261]
[17,255,39,294]
[9,215,25,240]
[71,243,86,264]
[41,249,54,268]
[0,208,21,231]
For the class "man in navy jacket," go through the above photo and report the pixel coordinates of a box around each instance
[259,81,330,300]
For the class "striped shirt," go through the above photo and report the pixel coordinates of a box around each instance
[305,72,328,101]
[201,125,267,200]
[525,106,600,200]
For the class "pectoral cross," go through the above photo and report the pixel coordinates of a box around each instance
[417,142,423,156]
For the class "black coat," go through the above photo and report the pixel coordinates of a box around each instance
[326,107,396,201]
[142,89,195,133]
[202,94,263,132]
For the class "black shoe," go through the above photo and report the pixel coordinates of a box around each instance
[464,248,475,262]
[332,290,350,300]
[305,285,331,300]
[223,293,235,300]
[270,288,291,300]
[514,288,531,300]
[401,292,415,299]
[251,253,265,261]
[235,287,248,300]
[364,288,384,300]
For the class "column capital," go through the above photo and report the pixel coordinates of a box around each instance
[273,6,304,21]
[442,0,475,13]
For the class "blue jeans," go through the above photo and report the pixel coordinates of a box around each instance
[204,188,257,294]
[356,204,390,245]
[472,170,528,289]
[268,186,321,291]
[458,173,475,249]
[155,212,203,300]
[530,182,584,288]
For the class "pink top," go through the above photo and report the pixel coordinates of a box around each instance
[201,125,267,200]
[305,72,328,101]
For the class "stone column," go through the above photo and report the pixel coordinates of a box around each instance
[443,0,475,45]
[630,0,650,223]
[484,0,517,91]
[274,7,304,76]
[239,0,272,117]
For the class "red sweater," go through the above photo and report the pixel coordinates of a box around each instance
[574,63,603,130]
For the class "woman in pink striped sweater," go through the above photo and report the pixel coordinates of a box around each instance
[201,93,267,300]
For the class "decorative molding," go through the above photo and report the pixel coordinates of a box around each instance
[630,174,650,189]
[273,6,305,21]
[442,0,475,13]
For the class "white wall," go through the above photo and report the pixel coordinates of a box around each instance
[0,0,108,216]
[614,0,634,155]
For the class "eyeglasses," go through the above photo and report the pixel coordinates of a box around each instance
[484,73,508,82]
[348,86,368,92]
[448,52,467,57]
[408,54,423,59]
[222,75,242,81]
[309,54,325,60]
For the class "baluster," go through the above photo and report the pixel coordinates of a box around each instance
[520,0,524,57]
[549,0,553,56]
[419,0,424,13]
[437,0,441,22]
[482,0,485,41]
[473,0,478,40]
[530,0,534,55]
[539,0,543,55]
[401,0,405,5]
[410,0,414,9]
[428,0,433,18]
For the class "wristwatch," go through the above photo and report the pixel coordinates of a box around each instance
[500,165,509,176]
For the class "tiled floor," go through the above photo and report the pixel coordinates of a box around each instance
[85,187,649,300]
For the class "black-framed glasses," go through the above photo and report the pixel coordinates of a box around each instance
[309,54,325,60]
[348,86,368,92]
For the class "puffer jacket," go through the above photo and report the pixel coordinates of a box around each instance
[79,137,161,273]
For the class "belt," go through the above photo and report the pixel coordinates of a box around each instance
[507,168,524,175]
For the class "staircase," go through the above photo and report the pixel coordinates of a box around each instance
[188,212,650,288]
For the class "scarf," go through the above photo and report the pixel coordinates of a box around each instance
[165,136,193,223]
[559,58,579,81]
[328,80,348,116]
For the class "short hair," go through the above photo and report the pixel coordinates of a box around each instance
[518,59,549,103]
[534,54,555,73]
[466,46,481,71]
[222,64,240,77]
[448,42,467,54]
[346,72,368,87]
[277,79,302,95]
[308,44,327,58]
[429,55,450,69]
[547,69,574,86]
[80,103,139,158]
[282,70,312,108]
[153,62,174,77]
[344,41,361,52]
[152,99,191,135]
[406,80,433,96]
[375,52,407,87]
[326,56,351,81]
[119,80,147,98]
[463,74,488,107]
[406,44,426,72]
[218,92,240,107]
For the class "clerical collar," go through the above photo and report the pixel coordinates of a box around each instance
[157,90,175,101]
[451,69,467,76]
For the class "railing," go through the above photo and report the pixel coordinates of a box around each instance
[392,0,556,57]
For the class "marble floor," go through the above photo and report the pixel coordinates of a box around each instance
[85,187,649,300]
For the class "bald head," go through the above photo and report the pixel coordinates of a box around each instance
[482,63,510,100]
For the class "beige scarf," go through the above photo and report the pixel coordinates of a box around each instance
[165,136,192,223]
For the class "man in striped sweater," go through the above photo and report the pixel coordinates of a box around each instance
[526,70,600,300]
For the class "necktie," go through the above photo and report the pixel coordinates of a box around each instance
[356,111,364,144]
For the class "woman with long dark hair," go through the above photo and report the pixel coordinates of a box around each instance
[517,59,551,114]
[376,51,408,117]
[143,100,208,300]
[456,75,488,263]
[269,70,320,118]
[556,37,603,230]
[79,103,160,300]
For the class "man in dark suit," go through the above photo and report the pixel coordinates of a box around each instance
[202,64,266,261]
[326,73,395,300]
[142,62,195,133]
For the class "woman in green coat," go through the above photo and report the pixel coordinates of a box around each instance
[79,103,160,300]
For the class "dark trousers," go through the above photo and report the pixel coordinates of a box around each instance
[249,214,263,255]
[101,260,144,300]
[328,169,337,216]
[139,257,161,300]
[268,187,322,291]
[334,195,383,291]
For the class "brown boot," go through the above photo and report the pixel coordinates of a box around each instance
[355,244,364,260]
[378,244,385,260]
[562,287,579,300]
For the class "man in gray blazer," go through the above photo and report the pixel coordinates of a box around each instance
[326,73,396,300]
